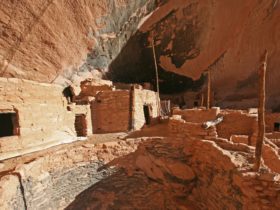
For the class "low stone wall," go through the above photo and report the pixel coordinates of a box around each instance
[168,115,217,139]
[172,107,219,123]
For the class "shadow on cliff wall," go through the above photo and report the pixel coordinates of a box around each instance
[106,31,205,95]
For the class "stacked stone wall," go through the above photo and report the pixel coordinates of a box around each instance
[91,90,131,133]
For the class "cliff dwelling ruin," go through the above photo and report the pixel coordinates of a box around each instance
[1,0,280,210]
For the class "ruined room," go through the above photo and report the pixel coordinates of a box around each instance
[1,0,280,209]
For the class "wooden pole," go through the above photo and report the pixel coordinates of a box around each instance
[207,70,211,109]
[151,35,161,117]
[254,50,268,171]
[130,85,136,130]
[200,93,204,107]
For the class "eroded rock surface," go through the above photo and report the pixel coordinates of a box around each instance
[1,1,280,109]
[110,0,280,109]
[0,136,143,210]
[0,0,156,84]
[66,136,280,210]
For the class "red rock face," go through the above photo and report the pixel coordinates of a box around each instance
[1,0,97,81]
[140,0,280,109]
[1,0,280,108]
[0,0,156,83]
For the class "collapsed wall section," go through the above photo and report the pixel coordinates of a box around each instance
[64,120,280,210]
[167,117,280,209]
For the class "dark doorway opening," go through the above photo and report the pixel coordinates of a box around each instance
[143,105,151,125]
[193,101,199,107]
[63,86,75,104]
[274,122,280,132]
[75,114,87,137]
[0,113,18,137]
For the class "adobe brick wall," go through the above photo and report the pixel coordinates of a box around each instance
[0,78,77,159]
[91,90,131,133]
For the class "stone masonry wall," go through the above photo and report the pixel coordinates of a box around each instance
[0,78,76,160]
[91,89,159,133]
[91,90,131,133]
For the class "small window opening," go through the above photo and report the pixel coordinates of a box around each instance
[0,113,19,137]
[274,122,280,132]
[75,114,87,137]
[143,105,152,125]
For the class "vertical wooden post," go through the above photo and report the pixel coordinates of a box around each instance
[254,50,268,171]
[207,70,211,109]
[130,85,136,130]
[151,34,161,117]
[200,93,204,107]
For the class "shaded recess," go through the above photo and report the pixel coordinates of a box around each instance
[107,32,205,94]
[0,113,18,137]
